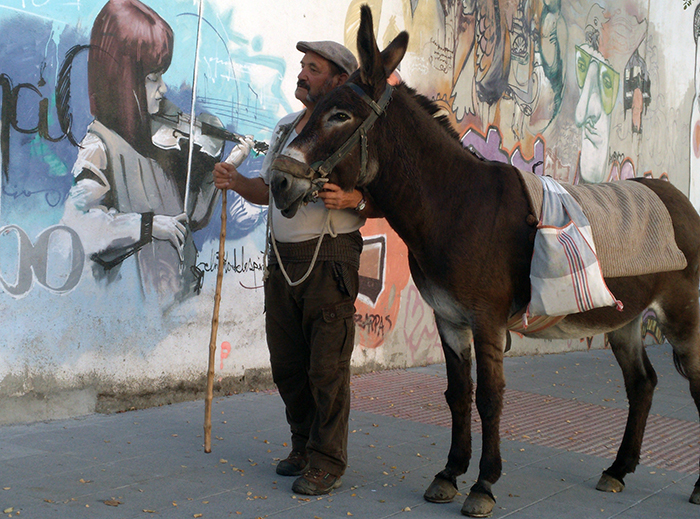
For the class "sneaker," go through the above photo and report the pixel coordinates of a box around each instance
[292,467,342,495]
[276,450,309,477]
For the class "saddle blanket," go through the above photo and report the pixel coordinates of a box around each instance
[519,170,687,279]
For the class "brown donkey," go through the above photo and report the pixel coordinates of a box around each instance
[269,5,700,517]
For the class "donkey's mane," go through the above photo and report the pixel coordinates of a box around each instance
[401,83,462,143]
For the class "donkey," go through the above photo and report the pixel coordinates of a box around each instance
[269,5,700,517]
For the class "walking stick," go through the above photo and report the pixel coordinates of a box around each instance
[204,189,227,453]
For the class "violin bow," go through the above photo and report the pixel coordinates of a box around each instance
[184,0,218,454]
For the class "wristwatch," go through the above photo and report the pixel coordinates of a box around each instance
[354,194,367,212]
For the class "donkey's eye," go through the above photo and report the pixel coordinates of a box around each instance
[329,112,351,123]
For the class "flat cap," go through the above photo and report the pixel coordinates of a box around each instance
[296,40,358,75]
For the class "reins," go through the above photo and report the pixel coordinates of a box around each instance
[266,81,394,286]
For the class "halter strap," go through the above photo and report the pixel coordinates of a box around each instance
[309,82,394,180]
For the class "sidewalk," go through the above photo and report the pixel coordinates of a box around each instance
[1,343,699,519]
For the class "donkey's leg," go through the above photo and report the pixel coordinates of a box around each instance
[424,317,474,504]
[596,315,658,493]
[654,290,700,503]
[462,329,507,518]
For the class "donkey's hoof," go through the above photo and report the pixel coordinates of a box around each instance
[424,476,458,503]
[689,485,700,504]
[461,491,495,518]
[596,473,625,493]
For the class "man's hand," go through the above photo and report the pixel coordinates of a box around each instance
[213,162,239,191]
[317,183,363,210]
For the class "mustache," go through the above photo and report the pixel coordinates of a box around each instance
[297,79,311,90]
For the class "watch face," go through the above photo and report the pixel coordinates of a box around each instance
[356,199,367,211]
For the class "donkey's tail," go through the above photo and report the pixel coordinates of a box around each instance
[672,349,690,380]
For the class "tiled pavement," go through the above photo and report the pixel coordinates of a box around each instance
[1,342,699,518]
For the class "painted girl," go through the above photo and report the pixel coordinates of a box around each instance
[62,0,221,305]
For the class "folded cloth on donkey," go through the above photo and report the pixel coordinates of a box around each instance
[525,175,623,322]
[519,170,687,279]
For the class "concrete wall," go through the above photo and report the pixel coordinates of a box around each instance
[0,0,694,424]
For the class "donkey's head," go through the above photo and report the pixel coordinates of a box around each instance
[269,5,408,218]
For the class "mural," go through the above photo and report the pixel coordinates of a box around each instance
[0,0,696,411]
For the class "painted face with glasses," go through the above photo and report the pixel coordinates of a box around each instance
[574,44,620,183]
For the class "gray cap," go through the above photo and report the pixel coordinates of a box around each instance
[296,40,358,75]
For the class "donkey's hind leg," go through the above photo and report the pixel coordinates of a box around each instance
[596,314,658,493]
[424,317,474,504]
[654,290,700,504]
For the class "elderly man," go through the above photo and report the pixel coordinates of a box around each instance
[214,40,377,495]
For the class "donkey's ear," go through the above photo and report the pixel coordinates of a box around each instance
[357,5,385,92]
[381,31,408,78]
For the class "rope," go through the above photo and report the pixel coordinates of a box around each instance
[264,187,337,287]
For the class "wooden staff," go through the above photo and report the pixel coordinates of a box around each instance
[204,189,227,453]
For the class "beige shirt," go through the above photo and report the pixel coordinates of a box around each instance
[260,110,365,243]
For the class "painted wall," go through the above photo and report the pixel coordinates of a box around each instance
[0,0,694,423]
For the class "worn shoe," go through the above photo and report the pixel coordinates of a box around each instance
[292,467,342,495]
[276,450,309,476]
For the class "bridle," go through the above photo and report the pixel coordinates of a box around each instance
[270,81,394,195]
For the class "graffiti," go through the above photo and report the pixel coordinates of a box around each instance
[0,0,693,402]
[641,309,664,345]
[689,1,700,212]
[429,38,453,74]
[0,224,84,297]
[440,0,566,148]
[55,0,226,306]
[354,224,410,349]
[461,124,546,174]
[220,341,231,370]
[402,284,440,357]
[624,48,651,134]
[358,235,386,305]
[354,312,393,338]
[0,72,72,180]
[3,184,67,208]
[197,246,265,276]
[573,4,647,185]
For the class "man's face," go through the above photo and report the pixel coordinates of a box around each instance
[295,51,342,107]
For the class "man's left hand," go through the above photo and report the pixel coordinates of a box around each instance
[317,183,363,210]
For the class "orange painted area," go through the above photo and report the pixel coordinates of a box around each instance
[356,219,411,348]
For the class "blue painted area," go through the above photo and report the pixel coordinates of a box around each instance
[0,1,288,363]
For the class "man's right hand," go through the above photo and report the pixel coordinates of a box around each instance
[213,162,238,191]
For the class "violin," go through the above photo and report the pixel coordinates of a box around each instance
[151,99,269,157]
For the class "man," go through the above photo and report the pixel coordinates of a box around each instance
[214,41,378,495]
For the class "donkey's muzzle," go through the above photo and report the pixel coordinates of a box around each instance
[270,156,316,218]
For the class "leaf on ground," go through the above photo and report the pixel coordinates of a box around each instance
[104,500,121,507]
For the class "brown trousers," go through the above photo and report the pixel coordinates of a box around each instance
[265,259,358,476]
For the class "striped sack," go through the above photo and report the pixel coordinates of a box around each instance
[525,176,622,325]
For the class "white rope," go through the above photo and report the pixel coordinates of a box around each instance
[264,188,336,287]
